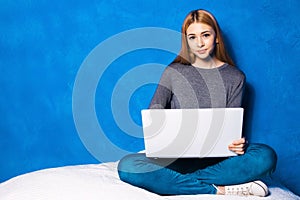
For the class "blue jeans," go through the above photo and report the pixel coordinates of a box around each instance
[118,143,277,195]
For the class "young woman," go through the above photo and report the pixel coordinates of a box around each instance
[118,9,277,196]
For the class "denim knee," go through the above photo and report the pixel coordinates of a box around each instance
[117,154,146,185]
[118,155,134,183]
[118,154,136,177]
[247,143,277,175]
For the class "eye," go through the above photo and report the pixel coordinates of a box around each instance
[188,36,196,40]
[203,33,211,38]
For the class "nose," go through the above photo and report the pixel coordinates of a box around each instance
[197,36,204,47]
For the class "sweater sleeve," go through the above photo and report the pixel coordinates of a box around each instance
[149,67,173,109]
[227,74,245,107]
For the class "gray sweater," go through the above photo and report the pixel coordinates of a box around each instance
[149,63,245,109]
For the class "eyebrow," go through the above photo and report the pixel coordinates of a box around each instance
[187,30,211,36]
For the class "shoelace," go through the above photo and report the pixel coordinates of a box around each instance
[226,186,251,196]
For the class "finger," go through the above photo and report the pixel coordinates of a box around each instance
[232,137,246,145]
[235,151,245,155]
[228,143,245,148]
[232,140,246,145]
[229,147,244,151]
[228,147,245,155]
[229,144,245,148]
[228,145,245,151]
[231,145,244,150]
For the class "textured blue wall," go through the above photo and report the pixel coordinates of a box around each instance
[1,0,299,196]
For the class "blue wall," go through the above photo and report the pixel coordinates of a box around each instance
[1,0,299,196]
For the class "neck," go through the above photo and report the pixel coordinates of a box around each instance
[192,57,223,69]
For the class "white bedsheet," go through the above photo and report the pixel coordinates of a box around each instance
[0,162,299,200]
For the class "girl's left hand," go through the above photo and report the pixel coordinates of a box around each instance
[228,138,247,155]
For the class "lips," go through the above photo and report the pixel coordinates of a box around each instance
[197,49,207,54]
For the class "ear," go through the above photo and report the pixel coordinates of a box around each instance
[216,38,219,44]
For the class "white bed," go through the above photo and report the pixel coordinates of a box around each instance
[0,161,299,200]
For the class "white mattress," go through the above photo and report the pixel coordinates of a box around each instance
[0,162,299,200]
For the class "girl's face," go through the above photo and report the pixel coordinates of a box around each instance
[186,22,217,62]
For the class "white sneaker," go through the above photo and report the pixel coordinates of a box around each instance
[224,181,269,197]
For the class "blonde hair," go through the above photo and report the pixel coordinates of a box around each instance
[172,9,234,66]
